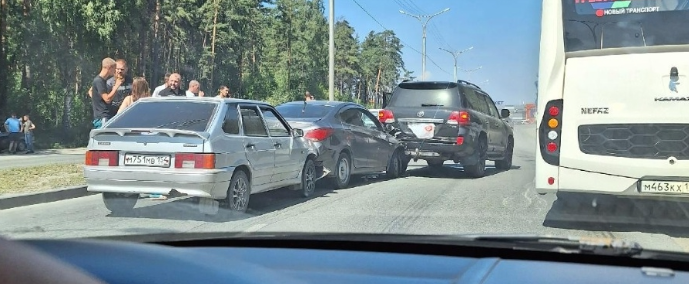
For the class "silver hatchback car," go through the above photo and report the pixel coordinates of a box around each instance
[84,97,318,215]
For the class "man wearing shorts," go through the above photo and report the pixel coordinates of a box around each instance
[4,113,22,154]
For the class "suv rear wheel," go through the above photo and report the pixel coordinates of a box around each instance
[464,136,487,178]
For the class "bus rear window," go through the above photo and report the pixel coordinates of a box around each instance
[563,0,689,51]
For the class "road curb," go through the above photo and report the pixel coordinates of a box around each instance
[0,186,95,210]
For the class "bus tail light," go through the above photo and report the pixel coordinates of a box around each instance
[175,153,216,169]
[448,111,470,126]
[85,150,119,166]
[539,99,563,166]
[378,109,395,124]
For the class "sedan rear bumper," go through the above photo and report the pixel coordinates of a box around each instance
[84,166,233,199]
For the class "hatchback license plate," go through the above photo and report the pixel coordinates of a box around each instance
[639,181,689,194]
[124,154,171,167]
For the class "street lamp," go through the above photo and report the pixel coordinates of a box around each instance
[439,46,473,81]
[400,8,450,80]
[462,66,482,81]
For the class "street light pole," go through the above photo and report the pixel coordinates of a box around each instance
[328,0,335,101]
[400,8,450,80]
[439,46,473,81]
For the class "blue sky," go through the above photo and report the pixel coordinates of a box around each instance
[323,0,542,105]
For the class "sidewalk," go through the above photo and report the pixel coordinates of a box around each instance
[0,147,86,169]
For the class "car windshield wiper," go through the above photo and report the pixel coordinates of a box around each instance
[460,234,643,256]
[421,103,443,107]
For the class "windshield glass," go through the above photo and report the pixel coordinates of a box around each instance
[3,0,689,264]
[563,0,689,51]
[107,101,217,132]
[276,103,333,119]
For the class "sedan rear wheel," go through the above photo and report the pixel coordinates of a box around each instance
[386,149,402,179]
[301,158,317,198]
[226,170,250,212]
[330,152,351,189]
[102,193,138,214]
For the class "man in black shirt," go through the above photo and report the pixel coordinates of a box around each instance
[91,58,117,129]
[157,73,185,97]
[106,59,133,118]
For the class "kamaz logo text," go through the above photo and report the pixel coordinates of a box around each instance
[581,107,609,114]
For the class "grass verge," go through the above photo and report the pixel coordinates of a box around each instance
[0,163,84,195]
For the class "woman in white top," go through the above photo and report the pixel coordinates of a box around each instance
[118,77,151,114]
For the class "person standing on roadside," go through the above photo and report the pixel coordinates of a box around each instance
[91,58,117,129]
[21,115,35,154]
[216,86,230,98]
[152,73,171,97]
[4,113,22,154]
[185,80,205,97]
[157,73,185,97]
[304,91,314,101]
[118,77,151,114]
[106,59,133,117]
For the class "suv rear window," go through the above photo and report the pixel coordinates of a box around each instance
[107,101,218,132]
[388,84,461,108]
[276,103,333,119]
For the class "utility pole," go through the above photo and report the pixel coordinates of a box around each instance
[439,46,473,81]
[400,8,450,80]
[328,0,335,101]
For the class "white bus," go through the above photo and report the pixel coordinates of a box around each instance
[536,0,689,203]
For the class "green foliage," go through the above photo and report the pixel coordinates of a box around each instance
[0,0,405,148]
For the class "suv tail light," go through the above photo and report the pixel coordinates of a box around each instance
[378,109,395,124]
[85,150,119,166]
[175,153,216,169]
[448,111,470,126]
[304,128,334,142]
[539,99,563,166]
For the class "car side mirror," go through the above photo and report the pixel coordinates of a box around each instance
[501,109,511,118]
[292,128,304,138]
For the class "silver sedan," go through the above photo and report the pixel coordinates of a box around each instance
[84,97,318,215]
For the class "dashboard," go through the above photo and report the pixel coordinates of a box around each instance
[14,236,689,284]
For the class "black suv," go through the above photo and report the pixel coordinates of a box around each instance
[378,80,514,177]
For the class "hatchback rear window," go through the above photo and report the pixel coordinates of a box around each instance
[106,101,218,132]
[276,103,333,119]
[388,87,461,108]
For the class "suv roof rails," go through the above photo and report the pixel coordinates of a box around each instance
[457,80,482,90]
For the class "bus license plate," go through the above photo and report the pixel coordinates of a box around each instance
[639,181,689,194]
[124,154,171,167]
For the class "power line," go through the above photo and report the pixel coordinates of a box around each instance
[350,0,451,76]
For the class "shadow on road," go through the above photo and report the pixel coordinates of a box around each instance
[107,174,392,223]
[404,163,521,179]
[543,192,689,238]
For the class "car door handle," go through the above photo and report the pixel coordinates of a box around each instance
[273,142,281,148]
[245,143,255,149]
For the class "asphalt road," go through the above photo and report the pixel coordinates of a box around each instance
[2,125,689,253]
[0,149,85,169]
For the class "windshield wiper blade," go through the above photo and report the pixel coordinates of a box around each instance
[421,103,444,107]
[461,234,643,256]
